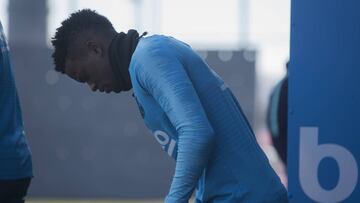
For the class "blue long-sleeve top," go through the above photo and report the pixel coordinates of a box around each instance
[129,35,288,203]
[0,22,33,180]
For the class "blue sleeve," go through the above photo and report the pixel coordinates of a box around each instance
[135,51,215,203]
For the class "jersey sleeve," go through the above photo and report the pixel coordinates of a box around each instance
[135,50,215,203]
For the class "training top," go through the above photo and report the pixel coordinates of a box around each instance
[129,35,288,203]
[0,22,33,180]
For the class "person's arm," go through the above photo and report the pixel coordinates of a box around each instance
[135,51,215,203]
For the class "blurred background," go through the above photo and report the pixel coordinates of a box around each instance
[0,0,290,202]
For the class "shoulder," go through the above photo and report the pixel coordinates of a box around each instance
[130,35,188,86]
[131,35,183,69]
[135,35,176,57]
[135,35,192,57]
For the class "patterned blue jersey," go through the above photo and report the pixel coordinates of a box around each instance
[129,35,288,203]
[0,21,33,180]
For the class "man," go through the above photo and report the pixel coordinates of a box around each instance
[0,21,33,203]
[52,9,288,203]
[267,62,288,167]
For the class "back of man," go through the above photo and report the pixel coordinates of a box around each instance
[0,21,33,203]
[130,35,288,203]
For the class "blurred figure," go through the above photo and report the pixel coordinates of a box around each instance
[51,9,288,203]
[0,21,33,202]
[267,61,289,167]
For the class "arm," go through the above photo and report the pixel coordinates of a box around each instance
[136,51,215,203]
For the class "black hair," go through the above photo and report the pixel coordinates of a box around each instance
[51,9,116,73]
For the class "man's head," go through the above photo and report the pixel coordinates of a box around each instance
[52,9,121,93]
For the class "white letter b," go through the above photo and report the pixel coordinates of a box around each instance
[299,127,358,203]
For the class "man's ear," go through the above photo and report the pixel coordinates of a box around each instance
[86,40,103,56]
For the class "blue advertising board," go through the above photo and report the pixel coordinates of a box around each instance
[289,0,360,202]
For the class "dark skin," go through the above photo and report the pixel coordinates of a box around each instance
[64,31,122,93]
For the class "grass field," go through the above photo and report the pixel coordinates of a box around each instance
[28,200,161,203]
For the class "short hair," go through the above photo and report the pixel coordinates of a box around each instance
[51,9,116,73]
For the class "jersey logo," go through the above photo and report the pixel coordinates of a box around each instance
[153,130,177,157]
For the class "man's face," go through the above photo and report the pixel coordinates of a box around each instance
[64,42,121,93]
